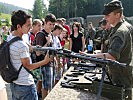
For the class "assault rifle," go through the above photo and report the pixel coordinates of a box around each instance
[32,46,126,68]
[32,46,127,100]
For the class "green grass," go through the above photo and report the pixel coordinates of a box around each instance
[0,13,11,21]
[0,13,11,26]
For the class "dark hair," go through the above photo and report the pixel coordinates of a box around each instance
[88,22,92,25]
[45,13,56,23]
[41,19,45,26]
[72,22,80,34]
[88,22,93,28]
[11,10,31,30]
[52,24,63,31]
[64,32,68,39]
[10,25,14,32]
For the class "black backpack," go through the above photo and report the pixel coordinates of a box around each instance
[0,37,23,83]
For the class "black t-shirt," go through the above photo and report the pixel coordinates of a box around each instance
[70,32,83,53]
[35,29,48,46]
[34,29,49,62]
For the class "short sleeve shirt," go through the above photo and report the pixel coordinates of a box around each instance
[7,35,34,85]
[52,35,62,49]
[108,22,132,64]
[35,29,48,46]
[107,21,133,87]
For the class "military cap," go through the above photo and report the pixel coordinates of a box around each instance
[103,0,123,15]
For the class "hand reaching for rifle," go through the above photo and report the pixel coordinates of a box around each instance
[43,52,53,64]
[79,51,88,55]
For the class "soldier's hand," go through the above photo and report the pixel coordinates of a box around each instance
[79,51,88,55]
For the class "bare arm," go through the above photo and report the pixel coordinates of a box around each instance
[21,53,51,70]
[69,38,72,50]
[82,36,85,52]
[87,53,116,60]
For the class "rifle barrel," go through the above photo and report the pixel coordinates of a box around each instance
[32,46,127,68]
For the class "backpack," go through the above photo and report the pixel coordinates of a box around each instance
[0,37,22,83]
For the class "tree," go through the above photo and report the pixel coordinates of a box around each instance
[32,0,48,19]
[48,0,133,19]
[49,0,63,18]
[42,0,48,17]
[0,2,27,14]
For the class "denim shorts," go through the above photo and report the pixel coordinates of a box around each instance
[41,66,53,90]
[10,83,38,100]
[55,67,63,80]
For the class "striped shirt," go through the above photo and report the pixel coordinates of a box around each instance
[7,35,34,85]
[52,35,62,49]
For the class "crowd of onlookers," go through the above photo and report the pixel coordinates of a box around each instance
[0,11,111,100]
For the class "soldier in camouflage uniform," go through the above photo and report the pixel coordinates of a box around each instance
[84,1,133,99]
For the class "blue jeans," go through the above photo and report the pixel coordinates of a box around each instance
[41,66,53,90]
[10,83,38,100]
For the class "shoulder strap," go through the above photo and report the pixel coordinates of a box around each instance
[8,36,38,80]
[18,65,23,73]
[8,37,22,45]
[23,66,38,80]
[6,37,23,77]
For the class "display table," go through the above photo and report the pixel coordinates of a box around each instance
[45,67,108,100]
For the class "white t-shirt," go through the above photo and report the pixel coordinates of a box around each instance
[0,76,5,90]
[22,33,30,44]
[22,33,32,62]
[52,35,62,49]
[7,35,34,85]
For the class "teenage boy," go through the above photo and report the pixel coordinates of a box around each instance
[8,10,50,100]
[35,13,56,99]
